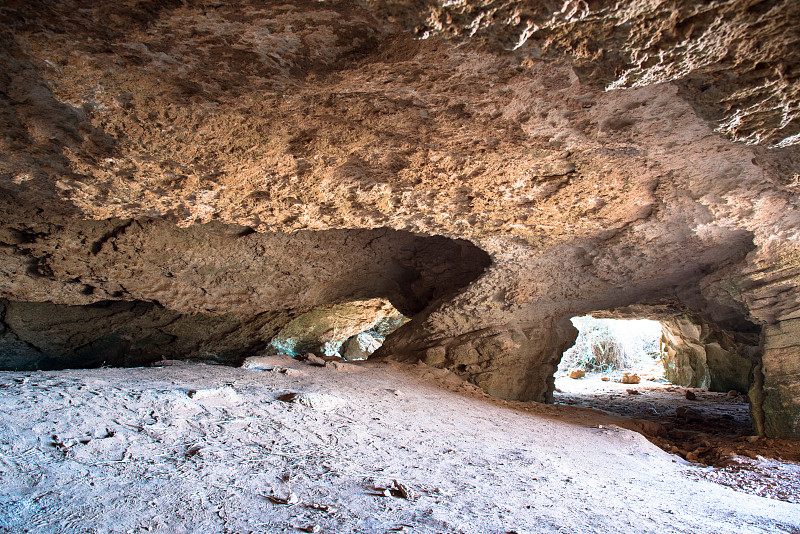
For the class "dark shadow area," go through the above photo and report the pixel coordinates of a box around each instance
[0,221,491,371]
[0,298,284,370]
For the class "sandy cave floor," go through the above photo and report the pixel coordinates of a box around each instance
[0,357,799,534]
[554,374,800,504]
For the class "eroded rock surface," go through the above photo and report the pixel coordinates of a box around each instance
[761,313,800,438]
[661,314,757,393]
[1,1,799,435]
[269,298,404,357]
[0,298,288,370]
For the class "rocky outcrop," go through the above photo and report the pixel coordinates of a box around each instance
[269,298,403,357]
[661,315,757,393]
[0,298,288,370]
[0,209,490,318]
[760,314,800,438]
[341,332,384,361]
[0,1,799,435]
[375,0,800,148]
[0,212,489,369]
[391,317,579,402]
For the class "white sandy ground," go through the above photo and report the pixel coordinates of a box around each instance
[0,356,798,534]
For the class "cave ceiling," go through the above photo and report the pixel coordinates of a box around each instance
[0,1,799,421]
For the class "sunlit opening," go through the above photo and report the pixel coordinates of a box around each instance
[557,315,663,379]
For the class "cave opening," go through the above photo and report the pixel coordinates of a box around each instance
[267,298,410,361]
[554,315,756,451]
[556,315,664,382]
[0,223,491,372]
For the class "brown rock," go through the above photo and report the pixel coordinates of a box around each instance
[0,0,798,437]
[661,315,754,393]
[676,406,704,423]
[568,369,586,379]
[621,373,641,385]
[685,390,697,401]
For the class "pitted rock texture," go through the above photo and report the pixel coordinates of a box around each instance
[0,207,489,370]
[373,0,800,148]
[1,1,799,435]
[0,208,490,317]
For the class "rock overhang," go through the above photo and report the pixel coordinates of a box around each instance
[0,0,799,436]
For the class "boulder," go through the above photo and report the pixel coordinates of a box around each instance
[341,333,383,361]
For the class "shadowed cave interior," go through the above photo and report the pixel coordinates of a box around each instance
[0,215,774,445]
[2,0,800,530]
[0,223,491,371]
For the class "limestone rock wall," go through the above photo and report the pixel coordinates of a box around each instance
[660,314,757,393]
[0,209,489,370]
[0,207,490,317]
[761,314,800,438]
[373,0,800,148]
[0,298,288,370]
[0,1,799,435]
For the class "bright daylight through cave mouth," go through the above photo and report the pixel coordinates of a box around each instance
[268,298,409,362]
[554,316,754,450]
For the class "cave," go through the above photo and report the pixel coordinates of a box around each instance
[1,0,799,532]
[553,314,758,459]
[0,219,490,370]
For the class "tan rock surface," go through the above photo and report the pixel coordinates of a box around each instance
[0,1,799,435]
[661,314,756,392]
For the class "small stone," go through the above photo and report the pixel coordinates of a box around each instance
[601,376,610,382]
[727,390,739,397]
[621,373,640,384]
[568,369,585,379]
[303,525,321,533]
[676,406,704,423]
[393,479,416,500]
[626,389,640,395]
[278,392,345,411]
[266,491,300,505]
[685,390,697,400]
[302,353,326,367]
